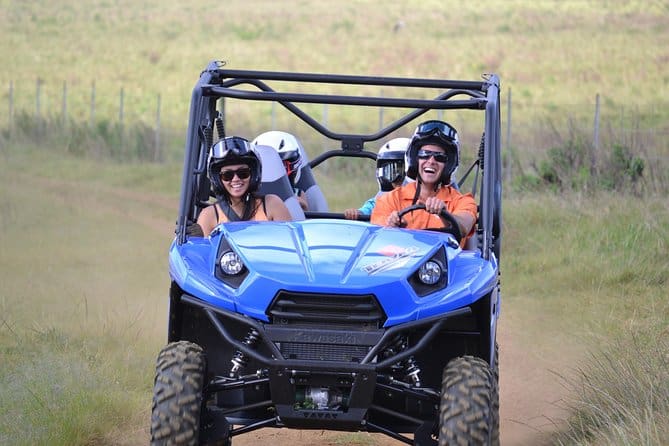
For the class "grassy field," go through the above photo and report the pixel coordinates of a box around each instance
[1,0,668,163]
[1,1,669,444]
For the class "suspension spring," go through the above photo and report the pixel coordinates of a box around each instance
[404,356,422,387]
[230,328,260,376]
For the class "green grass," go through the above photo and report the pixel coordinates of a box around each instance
[0,145,172,445]
[553,333,669,445]
[503,192,669,445]
[1,0,668,163]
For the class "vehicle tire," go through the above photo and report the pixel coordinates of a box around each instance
[439,355,494,446]
[491,343,500,446]
[150,341,206,446]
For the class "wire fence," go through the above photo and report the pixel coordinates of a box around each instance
[3,79,668,190]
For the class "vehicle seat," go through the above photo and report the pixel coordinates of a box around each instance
[255,145,306,220]
[293,145,329,212]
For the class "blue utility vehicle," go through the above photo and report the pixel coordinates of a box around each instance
[151,61,503,446]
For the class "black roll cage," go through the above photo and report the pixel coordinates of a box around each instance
[176,60,502,260]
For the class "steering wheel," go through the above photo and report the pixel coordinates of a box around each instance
[397,204,463,244]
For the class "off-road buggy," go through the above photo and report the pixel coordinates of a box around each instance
[151,60,502,445]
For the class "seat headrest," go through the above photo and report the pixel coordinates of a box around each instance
[292,144,329,212]
[255,144,305,220]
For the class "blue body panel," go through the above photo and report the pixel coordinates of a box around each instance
[169,220,498,327]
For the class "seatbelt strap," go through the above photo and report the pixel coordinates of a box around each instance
[216,199,243,222]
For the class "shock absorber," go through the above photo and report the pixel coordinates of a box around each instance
[404,356,422,387]
[230,328,260,376]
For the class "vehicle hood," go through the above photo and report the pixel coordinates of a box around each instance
[220,220,450,285]
[170,220,497,325]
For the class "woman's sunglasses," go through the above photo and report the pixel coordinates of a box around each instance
[417,149,449,163]
[220,167,251,181]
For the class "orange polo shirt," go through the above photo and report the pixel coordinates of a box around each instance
[371,182,478,245]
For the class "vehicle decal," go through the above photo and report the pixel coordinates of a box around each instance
[362,246,420,275]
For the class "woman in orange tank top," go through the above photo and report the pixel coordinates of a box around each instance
[196,136,292,237]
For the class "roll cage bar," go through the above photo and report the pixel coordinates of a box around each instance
[177,60,502,260]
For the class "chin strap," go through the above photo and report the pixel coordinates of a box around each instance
[411,181,421,205]
[411,180,443,206]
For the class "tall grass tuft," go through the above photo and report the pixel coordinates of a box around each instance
[0,326,152,446]
[512,118,665,195]
[553,328,669,445]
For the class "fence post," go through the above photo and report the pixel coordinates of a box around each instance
[378,89,384,131]
[505,87,512,183]
[119,87,124,152]
[90,81,96,127]
[154,93,161,162]
[9,81,14,131]
[119,87,124,124]
[35,78,42,120]
[62,81,68,128]
[592,93,600,173]
[271,102,276,130]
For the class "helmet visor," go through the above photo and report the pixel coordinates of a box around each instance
[278,149,301,178]
[377,159,404,185]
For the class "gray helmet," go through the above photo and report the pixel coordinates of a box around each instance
[207,136,262,197]
[405,120,459,186]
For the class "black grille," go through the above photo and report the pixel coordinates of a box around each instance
[280,342,371,362]
[267,292,386,329]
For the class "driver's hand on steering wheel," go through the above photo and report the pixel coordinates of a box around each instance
[387,211,403,227]
[424,196,446,214]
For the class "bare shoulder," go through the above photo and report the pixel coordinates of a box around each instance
[264,194,292,221]
[264,194,283,206]
[198,203,216,220]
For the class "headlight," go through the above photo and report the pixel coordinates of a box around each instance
[418,260,442,285]
[219,250,244,275]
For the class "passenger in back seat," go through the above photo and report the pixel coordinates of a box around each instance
[344,137,410,220]
[252,131,310,211]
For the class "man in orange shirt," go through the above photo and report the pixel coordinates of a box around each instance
[371,120,477,247]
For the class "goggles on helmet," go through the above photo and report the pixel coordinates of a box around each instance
[210,136,251,158]
[415,120,458,141]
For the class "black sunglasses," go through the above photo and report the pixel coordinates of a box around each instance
[417,149,449,163]
[220,167,251,181]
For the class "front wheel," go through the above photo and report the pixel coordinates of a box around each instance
[150,341,206,446]
[439,356,496,446]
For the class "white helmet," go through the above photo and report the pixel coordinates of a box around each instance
[252,131,305,186]
[376,137,410,192]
